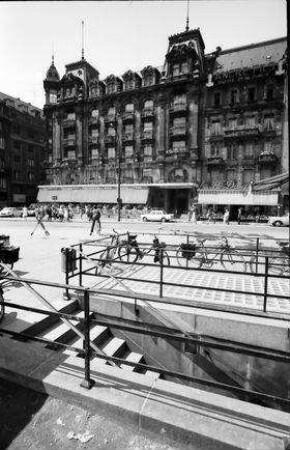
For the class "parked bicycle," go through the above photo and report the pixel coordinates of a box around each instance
[249,241,290,276]
[118,233,171,266]
[176,235,248,272]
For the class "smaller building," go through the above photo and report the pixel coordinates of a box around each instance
[0,92,46,206]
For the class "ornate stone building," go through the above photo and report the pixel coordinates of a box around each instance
[0,93,46,206]
[41,28,287,216]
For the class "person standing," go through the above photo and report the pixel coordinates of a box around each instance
[90,205,101,235]
[22,205,28,221]
[237,207,243,225]
[223,207,230,225]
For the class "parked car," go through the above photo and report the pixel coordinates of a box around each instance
[141,210,174,222]
[268,214,289,227]
[0,207,23,218]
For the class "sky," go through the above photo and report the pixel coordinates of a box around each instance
[0,0,287,109]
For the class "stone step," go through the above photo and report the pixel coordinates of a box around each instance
[40,311,88,346]
[101,337,127,358]
[121,351,144,371]
[64,324,111,356]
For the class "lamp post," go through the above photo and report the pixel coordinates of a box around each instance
[110,118,122,222]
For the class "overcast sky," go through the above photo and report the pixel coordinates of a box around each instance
[0,0,287,109]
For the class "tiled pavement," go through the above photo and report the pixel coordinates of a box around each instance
[89,261,290,315]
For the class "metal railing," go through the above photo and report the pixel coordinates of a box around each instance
[66,233,289,317]
[0,269,289,411]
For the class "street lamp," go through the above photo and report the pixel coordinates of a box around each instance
[110,118,122,222]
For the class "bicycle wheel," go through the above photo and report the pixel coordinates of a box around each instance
[176,248,202,268]
[118,245,139,263]
[221,250,247,272]
[268,257,289,276]
[0,286,4,324]
[160,251,170,266]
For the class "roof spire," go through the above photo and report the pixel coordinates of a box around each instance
[81,20,85,60]
[186,0,190,32]
[51,42,55,66]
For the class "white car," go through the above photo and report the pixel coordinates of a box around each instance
[141,210,174,222]
[268,214,289,227]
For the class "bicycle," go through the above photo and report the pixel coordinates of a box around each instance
[118,233,171,266]
[176,235,247,272]
[249,241,290,276]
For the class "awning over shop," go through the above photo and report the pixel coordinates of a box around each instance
[198,189,279,206]
[252,172,289,193]
[37,184,149,204]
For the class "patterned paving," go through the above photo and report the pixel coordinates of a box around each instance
[87,262,290,315]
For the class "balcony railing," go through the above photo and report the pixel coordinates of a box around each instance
[122,111,135,121]
[169,103,188,114]
[104,114,116,123]
[89,117,99,125]
[122,133,135,142]
[67,151,77,161]
[169,126,187,137]
[62,137,76,147]
[141,130,154,140]
[141,108,154,119]
[206,156,225,166]
[104,135,116,144]
[89,136,100,145]
[167,149,189,159]
[224,127,260,139]
[62,118,76,128]
[258,152,278,164]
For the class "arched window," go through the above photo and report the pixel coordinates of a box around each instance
[144,100,153,110]
[125,103,134,112]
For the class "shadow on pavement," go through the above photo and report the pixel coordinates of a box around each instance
[0,378,48,448]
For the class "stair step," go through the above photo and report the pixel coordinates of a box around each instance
[64,325,110,356]
[101,337,127,358]
[144,370,160,380]
[40,311,87,345]
[121,352,144,371]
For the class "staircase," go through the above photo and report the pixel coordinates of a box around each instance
[27,301,160,380]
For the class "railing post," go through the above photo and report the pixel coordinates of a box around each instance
[160,248,164,298]
[64,248,70,300]
[255,238,260,274]
[80,289,94,390]
[263,256,269,313]
[79,243,83,287]
[186,234,189,269]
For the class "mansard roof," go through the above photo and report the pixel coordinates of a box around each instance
[213,37,286,74]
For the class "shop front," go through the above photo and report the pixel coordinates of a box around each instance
[198,188,279,222]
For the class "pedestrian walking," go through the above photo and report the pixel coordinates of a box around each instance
[206,207,214,224]
[237,207,243,225]
[30,205,50,236]
[22,206,28,221]
[90,205,101,235]
[223,208,230,225]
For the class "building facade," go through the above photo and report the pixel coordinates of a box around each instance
[0,93,46,206]
[42,28,288,216]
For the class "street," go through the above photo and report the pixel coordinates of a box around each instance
[0,217,289,330]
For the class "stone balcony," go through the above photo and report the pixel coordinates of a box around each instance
[141,108,155,120]
[258,151,278,165]
[62,118,76,128]
[169,103,188,115]
[141,130,154,141]
[206,156,226,166]
[224,127,260,139]
[169,127,187,139]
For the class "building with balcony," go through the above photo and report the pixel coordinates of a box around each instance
[41,27,287,216]
[0,92,46,206]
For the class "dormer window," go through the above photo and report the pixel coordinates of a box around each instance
[65,87,74,98]
[181,62,189,74]
[49,91,57,104]
[173,64,179,77]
